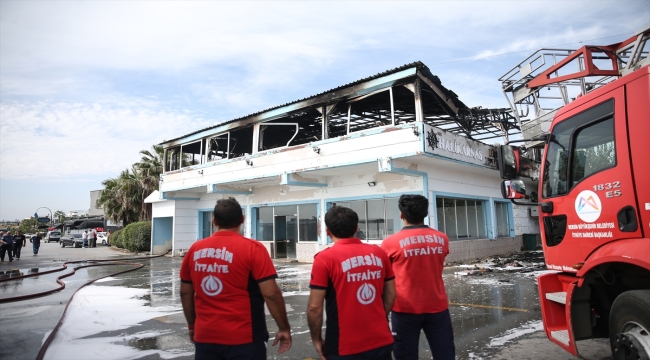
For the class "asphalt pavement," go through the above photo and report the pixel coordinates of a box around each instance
[0,243,612,360]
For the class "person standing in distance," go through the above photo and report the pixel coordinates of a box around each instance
[12,230,26,260]
[180,197,292,359]
[381,194,455,360]
[308,206,396,360]
[82,230,88,248]
[1,231,14,262]
[31,233,42,255]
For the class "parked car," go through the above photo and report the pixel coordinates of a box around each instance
[59,234,83,248]
[97,232,108,245]
[46,231,62,243]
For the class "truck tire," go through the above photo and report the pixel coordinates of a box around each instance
[60,242,65,248]
[609,290,650,360]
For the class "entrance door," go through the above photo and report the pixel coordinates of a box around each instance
[274,215,297,258]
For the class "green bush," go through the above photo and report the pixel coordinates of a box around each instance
[111,229,124,248]
[122,221,151,252]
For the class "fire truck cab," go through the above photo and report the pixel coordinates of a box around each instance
[498,26,650,359]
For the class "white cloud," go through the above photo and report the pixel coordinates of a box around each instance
[0,99,215,180]
[0,0,647,189]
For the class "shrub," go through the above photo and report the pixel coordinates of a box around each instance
[122,221,151,252]
[111,229,124,248]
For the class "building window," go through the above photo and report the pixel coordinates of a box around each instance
[181,140,204,167]
[253,203,318,259]
[254,204,318,242]
[330,198,402,240]
[436,197,487,240]
[494,202,511,238]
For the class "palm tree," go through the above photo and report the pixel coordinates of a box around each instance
[135,145,164,221]
[53,210,67,223]
[98,168,141,227]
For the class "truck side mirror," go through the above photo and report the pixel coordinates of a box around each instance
[497,145,519,179]
[501,180,527,199]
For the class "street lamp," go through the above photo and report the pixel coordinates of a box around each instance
[35,207,53,229]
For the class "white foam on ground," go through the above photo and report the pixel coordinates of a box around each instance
[465,278,515,286]
[94,277,119,283]
[488,320,543,347]
[44,285,187,360]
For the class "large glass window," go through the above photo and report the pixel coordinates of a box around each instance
[298,204,318,241]
[494,202,510,237]
[571,118,615,186]
[331,198,403,240]
[436,197,488,240]
[253,204,318,242]
[256,207,274,241]
[543,99,614,198]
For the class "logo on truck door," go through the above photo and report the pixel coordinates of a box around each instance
[575,190,602,222]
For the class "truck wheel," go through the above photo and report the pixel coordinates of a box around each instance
[609,290,650,360]
[60,242,65,248]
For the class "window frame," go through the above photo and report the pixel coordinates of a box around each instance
[250,201,321,243]
[205,132,231,162]
[542,99,616,199]
[180,139,203,168]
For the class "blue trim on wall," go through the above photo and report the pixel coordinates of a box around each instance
[280,173,328,187]
[421,152,495,170]
[326,192,419,204]
[207,184,253,195]
[160,192,200,201]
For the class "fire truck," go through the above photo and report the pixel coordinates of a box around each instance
[497,25,650,359]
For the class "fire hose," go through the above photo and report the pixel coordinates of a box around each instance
[0,251,170,360]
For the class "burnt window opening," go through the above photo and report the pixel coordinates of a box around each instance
[181,140,204,167]
[166,146,181,171]
[259,108,323,151]
[348,89,393,133]
[392,85,417,125]
[206,133,230,161]
[421,88,457,131]
[327,104,349,138]
[229,126,254,158]
[259,123,298,151]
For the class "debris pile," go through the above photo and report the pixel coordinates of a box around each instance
[452,251,546,276]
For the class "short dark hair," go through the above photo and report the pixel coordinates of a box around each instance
[325,206,358,238]
[398,194,429,224]
[213,197,243,229]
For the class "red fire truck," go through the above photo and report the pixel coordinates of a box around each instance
[497,26,650,359]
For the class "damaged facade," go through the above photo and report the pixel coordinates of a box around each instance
[146,62,540,262]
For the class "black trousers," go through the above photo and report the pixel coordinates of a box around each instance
[194,341,266,360]
[1,244,13,261]
[328,344,393,360]
[13,243,23,258]
[391,310,455,360]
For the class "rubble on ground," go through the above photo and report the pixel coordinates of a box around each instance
[450,251,546,276]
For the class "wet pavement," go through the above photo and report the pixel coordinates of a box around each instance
[0,245,611,359]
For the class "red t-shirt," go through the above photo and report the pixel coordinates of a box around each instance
[180,231,277,345]
[309,238,394,356]
[381,225,449,314]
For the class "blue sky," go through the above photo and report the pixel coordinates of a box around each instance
[1,0,648,220]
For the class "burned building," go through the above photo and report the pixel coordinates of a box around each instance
[146,62,539,262]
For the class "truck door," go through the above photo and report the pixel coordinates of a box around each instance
[539,87,642,270]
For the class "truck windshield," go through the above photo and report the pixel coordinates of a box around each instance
[542,99,615,198]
